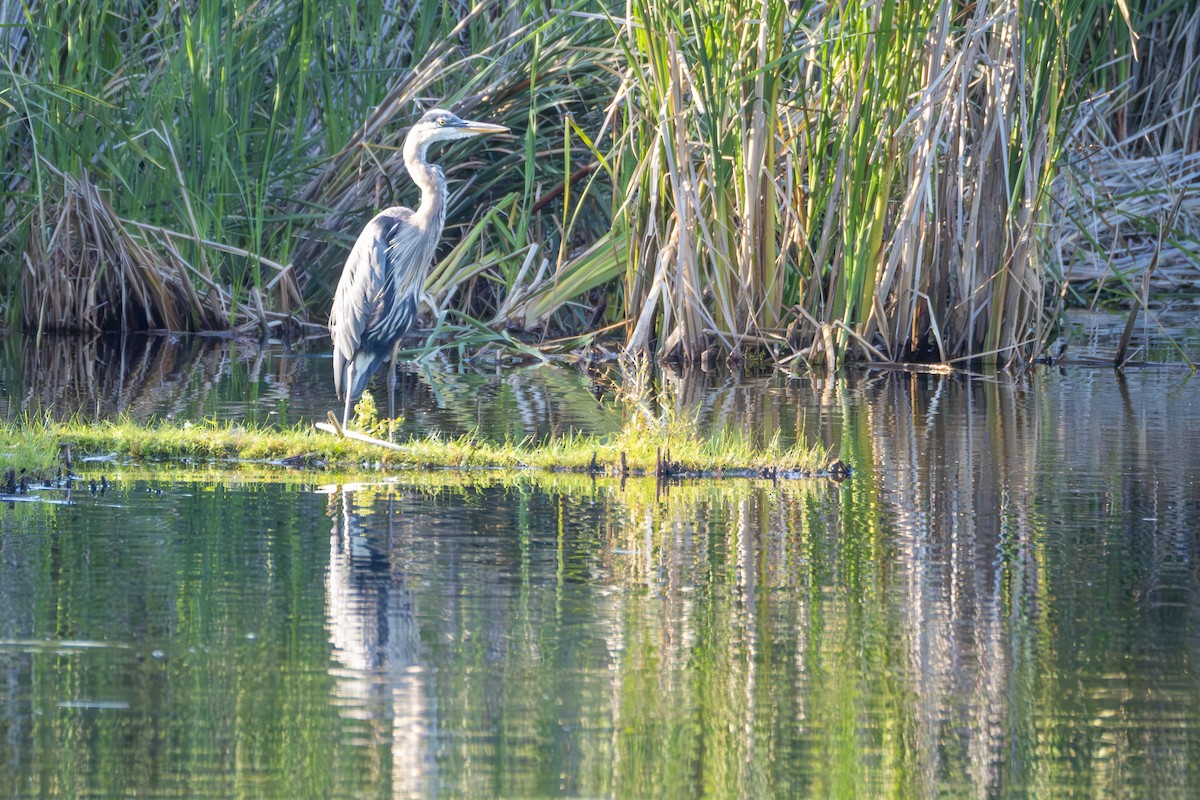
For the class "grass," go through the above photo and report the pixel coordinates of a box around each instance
[0,421,61,476]
[3,0,1197,368]
[0,411,829,479]
[1,1,619,336]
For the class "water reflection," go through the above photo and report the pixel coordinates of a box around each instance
[4,303,1194,447]
[1,340,1199,796]
[298,363,1200,797]
[0,333,306,423]
[317,477,844,797]
[326,486,434,798]
[847,370,1200,796]
[0,333,623,440]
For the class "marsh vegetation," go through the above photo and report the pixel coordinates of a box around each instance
[2,0,1198,367]
[0,400,828,478]
[3,4,1198,789]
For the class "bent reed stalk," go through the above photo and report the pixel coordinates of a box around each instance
[2,1,1195,367]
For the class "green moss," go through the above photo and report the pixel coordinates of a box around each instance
[0,414,828,479]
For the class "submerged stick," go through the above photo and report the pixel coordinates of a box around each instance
[1116,192,1184,367]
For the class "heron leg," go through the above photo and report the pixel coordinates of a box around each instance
[342,362,354,431]
[387,340,400,439]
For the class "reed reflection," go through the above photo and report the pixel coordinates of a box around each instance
[850,369,1200,797]
[4,351,1191,796]
[310,364,1199,796]
[0,333,305,422]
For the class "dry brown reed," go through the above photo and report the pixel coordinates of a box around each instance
[22,171,213,334]
[1054,139,1200,298]
[1046,0,1200,359]
[1052,76,1200,313]
[21,170,305,336]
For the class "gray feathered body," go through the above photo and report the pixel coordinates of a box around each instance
[329,141,447,403]
[328,110,506,420]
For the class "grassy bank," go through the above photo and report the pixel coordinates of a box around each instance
[3,1,1196,366]
[0,414,830,479]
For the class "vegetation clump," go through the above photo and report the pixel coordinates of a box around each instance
[0,405,829,481]
[2,0,1196,367]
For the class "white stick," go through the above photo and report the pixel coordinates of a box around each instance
[314,421,408,452]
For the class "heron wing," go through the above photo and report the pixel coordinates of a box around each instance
[366,215,435,339]
[331,216,391,352]
[330,211,405,398]
[330,207,442,400]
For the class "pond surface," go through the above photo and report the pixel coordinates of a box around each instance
[1,311,1199,798]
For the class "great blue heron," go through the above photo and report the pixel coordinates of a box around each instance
[329,109,509,428]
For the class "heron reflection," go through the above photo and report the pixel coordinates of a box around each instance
[326,485,434,796]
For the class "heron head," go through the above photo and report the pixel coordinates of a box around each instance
[411,109,509,145]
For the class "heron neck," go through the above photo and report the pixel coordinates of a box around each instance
[403,139,447,230]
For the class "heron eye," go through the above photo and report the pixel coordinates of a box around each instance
[437,118,446,126]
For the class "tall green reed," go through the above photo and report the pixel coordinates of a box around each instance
[2,0,621,333]
[607,0,1150,366]
[610,0,795,360]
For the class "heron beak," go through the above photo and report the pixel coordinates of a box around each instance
[457,120,510,136]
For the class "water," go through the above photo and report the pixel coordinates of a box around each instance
[0,332,624,439]
[1,312,1199,798]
